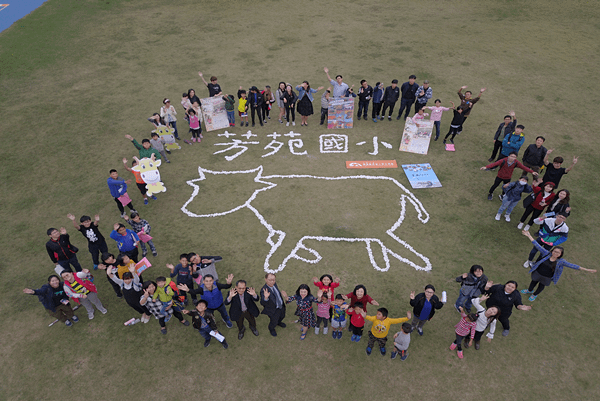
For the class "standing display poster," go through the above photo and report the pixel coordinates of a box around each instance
[399,118,433,154]
[200,97,229,131]
[327,98,354,129]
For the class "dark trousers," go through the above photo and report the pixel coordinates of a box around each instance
[114,197,135,215]
[444,125,461,141]
[316,316,329,328]
[528,279,547,295]
[47,303,75,322]
[414,101,427,113]
[57,255,82,272]
[106,274,123,297]
[262,103,270,119]
[367,332,387,349]
[236,310,257,331]
[251,106,264,125]
[520,205,543,225]
[267,308,285,331]
[489,176,511,195]
[397,98,414,119]
[381,102,396,117]
[474,330,485,342]
[490,140,503,160]
[357,100,369,118]
[88,240,108,266]
[528,238,553,261]
[498,312,512,331]
[453,333,467,351]
[169,121,179,139]
[208,303,231,324]
[350,323,364,337]
[372,102,382,119]
[320,107,328,124]
[121,247,139,263]
[285,106,295,122]
[159,310,184,328]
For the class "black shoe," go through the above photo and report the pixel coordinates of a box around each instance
[450,139,454,144]
[357,116,361,120]
[277,322,287,328]
[245,122,249,127]
[443,140,447,144]
[269,329,277,337]
[434,136,439,141]
[250,327,259,336]
[396,116,401,120]
[488,158,493,162]
[260,122,264,126]
[387,117,392,121]
[222,341,229,349]
[204,339,211,347]
[181,320,190,326]
[238,329,245,340]
[252,123,255,127]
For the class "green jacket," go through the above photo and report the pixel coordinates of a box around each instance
[132,139,161,160]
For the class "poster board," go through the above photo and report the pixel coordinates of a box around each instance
[327,97,354,129]
[399,118,433,155]
[401,163,442,188]
[135,257,152,275]
[200,97,229,131]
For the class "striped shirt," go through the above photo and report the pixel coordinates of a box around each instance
[455,312,477,339]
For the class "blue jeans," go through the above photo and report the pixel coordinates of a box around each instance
[197,327,212,341]
[58,255,82,272]
[455,292,474,311]
[434,120,441,139]
[497,197,519,216]
[397,99,414,119]
[209,303,231,324]
[169,121,179,139]
[357,100,369,118]
[227,110,235,125]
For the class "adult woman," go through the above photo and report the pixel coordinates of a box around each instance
[23,275,79,326]
[471,295,499,350]
[545,189,571,218]
[160,98,179,139]
[454,264,488,312]
[484,280,531,337]
[295,81,324,126]
[286,284,318,340]
[344,284,379,313]
[280,85,298,127]
[140,280,189,334]
[518,181,556,231]
[262,85,275,122]
[409,284,444,336]
[276,82,287,123]
[521,230,595,301]
[187,89,201,106]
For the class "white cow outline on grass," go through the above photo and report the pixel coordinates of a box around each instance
[181,165,432,273]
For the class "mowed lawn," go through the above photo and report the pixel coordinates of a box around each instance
[1,0,599,400]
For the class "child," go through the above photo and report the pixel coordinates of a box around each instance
[107,169,136,218]
[67,214,108,270]
[426,99,451,141]
[320,89,331,125]
[152,276,179,323]
[187,108,201,143]
[124,135,162,160]
[315,290,331,335]
[183,300,229,349]
[61,269,107,320]
[443,105,466,144]
[140,280,189,335]
[97,252,124,298]
[391,322,412,360]
[286,284,318,340]
[167,254,197,305]
[312,274,340,297]
[495,176,537,222]
[237,87,249,127]
[371,82,384,122]
[115,253,136,280]
[106,266,151,323]
[331,294,349,339]
[411,107,429,125]
[223,94,236,127]
[160,98,179,139]
[454,265,488,312]
[150,132,170,163]
[365,307,411,356]
[122,158,155,205]
[449,307,477,359]
[346,302,366,342]
[124,212,157,257]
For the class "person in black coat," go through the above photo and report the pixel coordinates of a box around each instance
[23,275,79,326]
[409,284,444,336]
[484,280,531,337]
[247,86,265,127]
[260,273,288,337]
[225,280,260,340]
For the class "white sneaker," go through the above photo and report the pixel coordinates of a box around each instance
[286,122,290,126]
[495,214,501,221]
[315,327,320,335]
[523,224,531,231]
[292,122,295,126]
[523,260,531,268]
[323,327,328,335]
[517,222,524,229]
[505,214,511,222]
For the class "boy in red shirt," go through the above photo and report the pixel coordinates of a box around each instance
[346,302,366,343]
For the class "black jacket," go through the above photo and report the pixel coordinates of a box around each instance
[248,91,264,108]
[383,86,400,104]
[225,291,260,321]
[260,283,286,316]
[410,293,443,320]
[46,234,78,263]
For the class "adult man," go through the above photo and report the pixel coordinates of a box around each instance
[179,273,234,328]
[524,213,569,267]
[356,80,373,120]
[247,86,264,127]
[414,80,432,113]
[260,273,288,337]
[396,75,419,121]
[457,85,486,133]
[381,79,400,121]
[521,136,548,177]
[109,223,139,262]
[324,67,348,98]
[225,280,260,340]
[46,227,82,273]
[542,150,578,187]
[484,280,531,337]
[498,125,526,160]
[489,112,516,162]
[68,213,108,270]
[480,152,537,200]
[198,72,222,97]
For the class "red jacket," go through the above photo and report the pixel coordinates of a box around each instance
[530,185,556,210]
[486,158,534,180]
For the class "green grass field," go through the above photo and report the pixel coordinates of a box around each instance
[1,0,600,399]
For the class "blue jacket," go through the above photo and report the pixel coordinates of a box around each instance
[110,229,139,252]
[199,282,231,309]
[32,283,67,312]
[372,85,384,103]
[501,132,525,156]
[503,181,533,202]
[529,240,580,284]
[107,177,128,198]
[295,86,318,102]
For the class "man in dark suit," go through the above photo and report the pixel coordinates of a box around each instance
[260,273,288,337]
[225,280,260,340]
